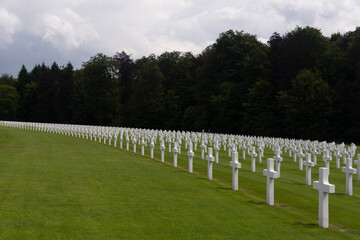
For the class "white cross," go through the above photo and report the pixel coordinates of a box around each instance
[150,139,154,159]
[313,167,335,228]
[141,138,145,156]
[341,158,357,195]
[126,137,129,151]
[303,153,315,185]
[160,139,166,163]
[354,154,360,181]
[293,147,297,162]
[263,158,279,205]
[228,143,232,157]
[311,148,318,165]
[323,150,332,173]
[132,139,137,153]
[214,142,220,163]
[201,141,206,159]
[173,142,179,167]
[187,142,195,173]
[242,144,246,160]
[258,147,263,163]
[230,151,241,191]
[206,147,215,180]
[119,136,123,149]
[298,148,305,170]
[334,150,342,169]
[178,140,182,154]
[249,147,257,172]
[273,149,283,177]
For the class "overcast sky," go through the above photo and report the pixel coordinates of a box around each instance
[0,0,359,77]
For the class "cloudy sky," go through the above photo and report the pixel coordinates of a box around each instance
[0,0,359,76]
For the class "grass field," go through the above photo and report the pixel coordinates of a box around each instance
[0,127,359,239]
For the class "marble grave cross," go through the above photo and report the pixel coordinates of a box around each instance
[263,158,280,205]
[313,167,335,228]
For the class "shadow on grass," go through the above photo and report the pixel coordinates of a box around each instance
[248,200,266,205]
[293,221,318,228]
[217,187,232,191]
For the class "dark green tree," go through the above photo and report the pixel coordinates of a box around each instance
[277,69,335,140]
[196,30,270,133]
[0,85,20,120]
[272,26,329,90]
[0,74,17,87]
[242,80,279,136]
[72,53,121,126]
[54,63,74,123]
[128,55,165,128]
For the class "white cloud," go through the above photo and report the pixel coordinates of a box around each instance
[0,7,21,48]
[41,8,99,49]
[1,0,360,76]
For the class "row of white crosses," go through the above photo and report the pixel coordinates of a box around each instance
[1,120,359,228]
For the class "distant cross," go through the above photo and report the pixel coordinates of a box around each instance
[334,150,341,169]
[187,142,195,173]
[355,154,360,181]
[263,158,279,205]
[273,148,283,177]
[323,150,332,173]
[173,142,179,167]
[249,147,257,172]
[206,147,215,180]
[341,158,357,196]
[119,135,123,149]
[132,138,137,153]
[228,143,232,157]
[293,146,297,162]
[214,141,220,163]
[311,147,318,165]
[242,144,247,160]
[201,141,206,159]
[298,148,305,170]
[150,139,154,159]
[258,146,263,163]
[230,151,241,190]
[160,139,166,163]
[303,153,315,185]
[141,137,145,156]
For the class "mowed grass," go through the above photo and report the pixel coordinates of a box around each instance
[0,127,359,240]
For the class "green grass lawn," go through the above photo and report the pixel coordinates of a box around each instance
[0,127,359,239]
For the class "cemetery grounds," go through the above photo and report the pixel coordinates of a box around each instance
[0,126,359,239]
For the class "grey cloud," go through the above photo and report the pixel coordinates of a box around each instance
[1,0,360,76]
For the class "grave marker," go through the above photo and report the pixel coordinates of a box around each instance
[323,150,332,173]
[150,139,154,158]
[230,151,241,190]
[263,158,279,205]
[249,147,257,172]
[206,147,215,180]
[355,154,360,181]
[160,139,165,163]
[173,142,179,167]
[341,158,357,196]
[187,142,195,173]
[273,149,283,177]
[303,153,315,185]
[298,148,305,170]
[313,167,335,228]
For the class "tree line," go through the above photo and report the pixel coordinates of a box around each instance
[0,26,359,143]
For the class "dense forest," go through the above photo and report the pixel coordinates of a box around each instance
[0,26,359,143]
